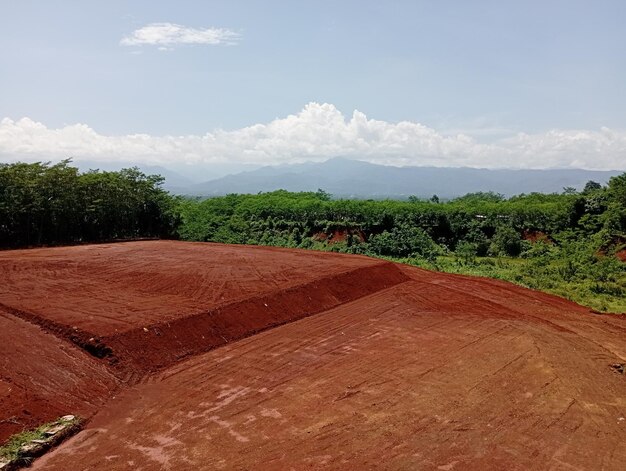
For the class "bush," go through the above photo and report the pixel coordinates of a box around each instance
[368,224,440,260]
[489,225,522,256]
[455,241,478,265]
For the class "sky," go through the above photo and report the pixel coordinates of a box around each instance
[1,0,625,178]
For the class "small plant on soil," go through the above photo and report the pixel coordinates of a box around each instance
[0,415,81,466]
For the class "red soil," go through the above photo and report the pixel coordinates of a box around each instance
[312,229,366,244]
[0,241,397,375]
[0,241,382,335]
[617,248,626,262]
[1,241,625,469]
[0,308,119,442]
[107,262,407,374]
[522,229,552,244]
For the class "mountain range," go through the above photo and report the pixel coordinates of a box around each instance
[178,158,623,199]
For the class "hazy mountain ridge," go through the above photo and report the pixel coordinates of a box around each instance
[182,158,623,198]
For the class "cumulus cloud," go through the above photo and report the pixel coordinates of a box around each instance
[1,103,625,170]
[120,22,240,48]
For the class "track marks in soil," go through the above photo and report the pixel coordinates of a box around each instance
[0,241,384,335]
[417,270,626,361]
[3,242,626,469]
[0,242,407,377]
[34,274,626,470]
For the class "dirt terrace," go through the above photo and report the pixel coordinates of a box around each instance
[0,241,404,375]
[0,241,387,335]
[0,241,625,470]
[0,241,405,440]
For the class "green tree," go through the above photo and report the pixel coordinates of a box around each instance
[603,173,626,233]
[489,225,522,256]
[369,224,439,259]
[0,161,175,248]
[583,180,602,194]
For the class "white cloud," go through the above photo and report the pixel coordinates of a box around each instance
[120,22,240,49]
[1,103,625,170]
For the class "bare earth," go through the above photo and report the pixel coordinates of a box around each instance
[0,241,624,470]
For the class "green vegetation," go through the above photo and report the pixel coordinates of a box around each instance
[1,160,624,313]
[174,180,626,314]
[0,416,81,463]
[0,160,177,248]
[396,251,626,314]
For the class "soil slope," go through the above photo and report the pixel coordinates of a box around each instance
[0,241,403,375]
[0,241,385,335]
[0,241,624,470]
[0,308,119,442]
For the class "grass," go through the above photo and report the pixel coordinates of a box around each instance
[0,416,81,464]
[394,254,626,314]
[286,238,626,314]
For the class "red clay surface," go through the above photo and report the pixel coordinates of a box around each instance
[0,241,401,375]
[0,307,119,442]
[522,229,553,244]
[0,241,384,335]
[0,241,625,470]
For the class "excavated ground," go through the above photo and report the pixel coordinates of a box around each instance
[0,241,403,375]
[0,307,119,442]
[0,241,404,438]
[0,241,625,470]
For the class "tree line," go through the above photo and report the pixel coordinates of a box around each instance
[2,160,624,259]
[174,178,626,259]
[0,160,176,248]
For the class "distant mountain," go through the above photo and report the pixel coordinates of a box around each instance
[184,158,624,198]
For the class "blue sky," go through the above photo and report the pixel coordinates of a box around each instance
[1,0,625,175]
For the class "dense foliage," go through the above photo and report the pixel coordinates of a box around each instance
[175,178,626,313]
[0,160,176,247]
[175,189,586,253]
